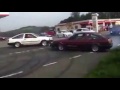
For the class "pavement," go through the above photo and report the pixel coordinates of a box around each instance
[0,31,120,78]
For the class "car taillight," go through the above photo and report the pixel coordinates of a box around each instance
[108,38,112,43]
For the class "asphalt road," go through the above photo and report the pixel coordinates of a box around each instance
[0,33,120,78]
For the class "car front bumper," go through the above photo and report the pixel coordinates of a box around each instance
[7,43,15,46]
[99,43,113,49]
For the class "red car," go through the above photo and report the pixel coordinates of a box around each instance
[50,32,113,52]
[46,30,56,36]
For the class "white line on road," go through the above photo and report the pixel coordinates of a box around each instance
[43,62,57,67]
[39,48,44,50]
[0,71,23,78]
[90,52,94,54]
[26,50,30,52]
[9,53,13,55]
[69,55,82,60]
[15,52,22,54]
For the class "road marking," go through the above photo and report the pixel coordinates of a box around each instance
[32,49,38,51]
[26,50,30,52]
[43,62,57,67]
[5,48,45,57]
[15,52,22,54]
[21,51,26,53]
[9,53,13,55]
[39,48,44,50]
[0,71,23,78]
[90,52,94,54]
[69,55,82,60]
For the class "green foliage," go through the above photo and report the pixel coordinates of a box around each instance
[86,48,120,78]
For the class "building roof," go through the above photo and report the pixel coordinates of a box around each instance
[0,12,9,19]
[55,18,120,26]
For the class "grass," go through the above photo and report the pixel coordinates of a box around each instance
[86,47,120,78]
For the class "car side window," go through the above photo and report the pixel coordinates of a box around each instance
[90,34,101,39]
[25,34,37,38]
[12,34,24,39]
[74,33,85,40]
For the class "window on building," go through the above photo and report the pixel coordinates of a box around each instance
[57,28,61,33]
[75,26,78,29]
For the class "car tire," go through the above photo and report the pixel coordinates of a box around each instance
[14,42,21,48]
[91,45,99,52]
[58,44,64,51]
[41,40,48,46]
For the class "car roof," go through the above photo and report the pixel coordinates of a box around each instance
[74,32,97,35]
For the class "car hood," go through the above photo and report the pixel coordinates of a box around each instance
[63,32,73,34]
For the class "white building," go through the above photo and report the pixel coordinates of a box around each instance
[55,19,120,32]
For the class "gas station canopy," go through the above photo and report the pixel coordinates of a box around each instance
[0,12,9,19]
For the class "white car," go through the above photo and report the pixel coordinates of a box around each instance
[56,30,73,38]
[73,28,95,34]
[8,33,53,48]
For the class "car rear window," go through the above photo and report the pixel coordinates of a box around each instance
[12,34,24,39]
[91,33,103,39]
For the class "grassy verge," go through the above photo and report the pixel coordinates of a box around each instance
[86,48,120,78]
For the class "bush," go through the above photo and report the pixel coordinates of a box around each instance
[86,47,120,78]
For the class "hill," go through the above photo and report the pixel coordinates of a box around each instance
[0,26,50,37]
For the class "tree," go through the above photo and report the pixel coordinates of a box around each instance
[71,12,80,18]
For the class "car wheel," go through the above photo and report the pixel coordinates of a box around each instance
[58,44,64,51]
[14,42,21,48]
[41,40,48,46]
[91,45,99,52]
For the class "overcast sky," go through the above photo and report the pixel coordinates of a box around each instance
[0,12,88,32]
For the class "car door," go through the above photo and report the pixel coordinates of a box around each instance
[81,33,95,48]
[23,34,39,45]
[65,33,86,49]
[82,33,102,49]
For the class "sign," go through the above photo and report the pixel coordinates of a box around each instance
[92,13,99,32]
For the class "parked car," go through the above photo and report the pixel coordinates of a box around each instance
[73,28,95,34]
[110,25,120,35]
[40,32,52,37]
[50,32,113,52]
[46,30,56,36]
[0,36,7,41]
[56,30,73,38]
[8,33,53,48]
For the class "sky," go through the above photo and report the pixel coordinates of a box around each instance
[0,12,88,32]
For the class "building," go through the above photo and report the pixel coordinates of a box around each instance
[55,18,120,32]
[0,12,9,19]
[0,12,9,32]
